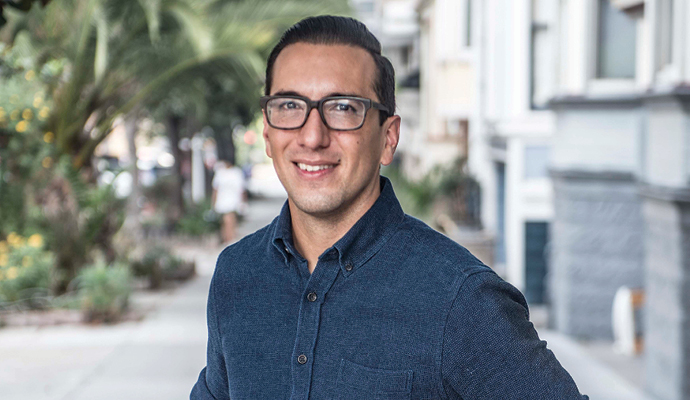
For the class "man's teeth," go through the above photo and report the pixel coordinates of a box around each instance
[297,163,334,172]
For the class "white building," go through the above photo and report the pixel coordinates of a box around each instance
[386,0,689,398]
[468,0,560,306]
[548,1,690,399]
[409,0,475,178]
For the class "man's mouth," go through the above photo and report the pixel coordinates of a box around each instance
[296,163,336,172]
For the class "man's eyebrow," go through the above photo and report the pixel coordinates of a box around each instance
[271,91,365,98]
[327,92,363,98]
[273,90,302,96]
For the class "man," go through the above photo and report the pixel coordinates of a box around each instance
[191,15,587,399]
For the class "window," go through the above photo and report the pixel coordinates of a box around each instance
[656,0,674,71]
[530,0,555,109]
[524,145,550,179]
[596,0,637,79]
[524,222,549,305]
[494,163,506,268]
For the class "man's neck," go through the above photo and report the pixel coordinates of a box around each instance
[289,183,381,274]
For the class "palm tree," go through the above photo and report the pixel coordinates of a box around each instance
[0,0,51,28]
[2,0,348,169]
[1,0,349,291]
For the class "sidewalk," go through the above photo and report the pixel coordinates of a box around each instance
[0,195,654,400]
[538,329,651,400]
[0,196,286,400]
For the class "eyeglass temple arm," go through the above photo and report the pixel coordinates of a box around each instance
[372,102,391,115]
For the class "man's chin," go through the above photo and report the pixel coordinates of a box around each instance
[288,194,343,218]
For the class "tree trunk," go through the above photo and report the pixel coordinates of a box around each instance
[166,115,184,224]
[214,125,236,164]
[123,112,143,241]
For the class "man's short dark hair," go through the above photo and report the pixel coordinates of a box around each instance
[265,15,395,125]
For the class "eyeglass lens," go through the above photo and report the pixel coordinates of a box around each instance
[266,97,367,130]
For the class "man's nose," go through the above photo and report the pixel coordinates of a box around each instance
[297,108,331,149]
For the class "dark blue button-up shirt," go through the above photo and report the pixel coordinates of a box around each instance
[191,177,588,399]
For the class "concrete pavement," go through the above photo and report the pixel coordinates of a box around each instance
[0,196,286,400]
[0,195,651,399]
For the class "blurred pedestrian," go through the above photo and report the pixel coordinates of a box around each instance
[211,159,244,244]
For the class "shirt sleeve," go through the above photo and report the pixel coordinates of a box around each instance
[190,276,230,400]
[441,270,588,400]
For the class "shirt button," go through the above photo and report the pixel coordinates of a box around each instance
[297,354,308,364]
[345,262,353,272]
[307,292,317,302]
[284,246,290,254]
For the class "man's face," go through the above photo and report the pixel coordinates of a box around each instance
[263,43,400,218]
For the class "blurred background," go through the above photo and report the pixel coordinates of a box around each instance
[0,0,687,399]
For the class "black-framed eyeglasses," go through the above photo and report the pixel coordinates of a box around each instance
[260,95,391,131]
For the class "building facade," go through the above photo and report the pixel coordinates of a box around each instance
[548,1,690,399]
[380,0,689,398]
[409,0,475,178]
[469,0,559,306]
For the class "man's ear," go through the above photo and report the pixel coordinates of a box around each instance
[262,110,272,159]
[380,115,401,166]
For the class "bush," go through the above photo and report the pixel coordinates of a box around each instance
[130,245,195,289]
[383,157,481,227]
[77,262,131,323]
[0,233,55,308]
[176,199,220,236]
[35,159,126,293]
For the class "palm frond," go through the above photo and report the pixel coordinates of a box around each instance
[135,0,161,43]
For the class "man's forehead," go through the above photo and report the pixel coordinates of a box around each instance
[270,43,377,97]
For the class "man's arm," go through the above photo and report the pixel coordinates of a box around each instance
[191,277,230,399]
[441,270,588,399]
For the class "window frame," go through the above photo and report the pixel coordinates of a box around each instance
[587,0,640,94]
[654,0,684,85]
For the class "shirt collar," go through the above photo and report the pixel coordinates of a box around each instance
[272,176,405,275]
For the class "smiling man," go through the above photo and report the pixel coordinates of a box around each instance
[191,16,588,400]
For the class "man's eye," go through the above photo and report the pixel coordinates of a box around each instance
[279,101,300,110]
[330,102,356,113]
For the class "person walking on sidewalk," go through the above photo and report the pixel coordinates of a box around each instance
[211,159,244,244]
[191,15,588,400]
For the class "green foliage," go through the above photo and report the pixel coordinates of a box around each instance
[77,261,131,323]
[436,158,482,226]
[130,244,194,288]
[1,0,350,168]
[33,157,126,293]
[0,0,349,297]
[140,173,177,231]
[0,232,55,308]
[130,246,164,288]
[0,0,52,28]
[0,40,62,237]
[176,199,220,236]
[383,157,481,226]
[383,165,439,221]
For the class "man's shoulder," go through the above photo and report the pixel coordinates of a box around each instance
[213,217,278,276]
[395,214,492,281]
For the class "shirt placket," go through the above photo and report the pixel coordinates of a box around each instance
[289,253,341,400]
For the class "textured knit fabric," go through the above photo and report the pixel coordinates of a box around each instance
[190,176,588,400]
